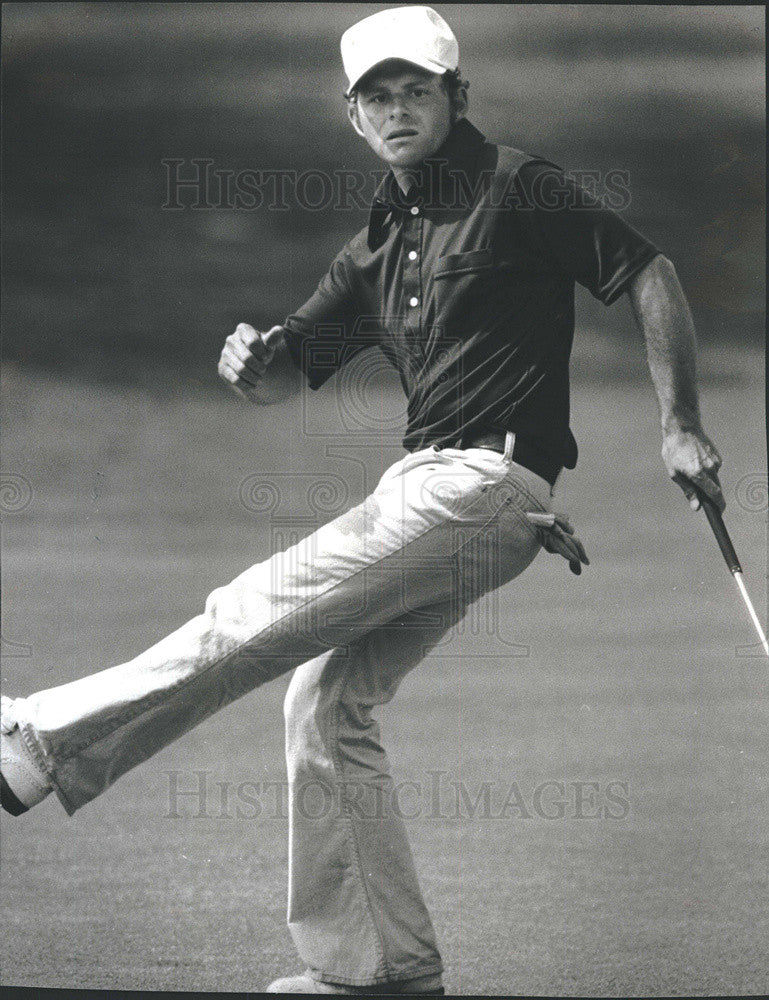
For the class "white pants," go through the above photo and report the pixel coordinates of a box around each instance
[14,440,552,986]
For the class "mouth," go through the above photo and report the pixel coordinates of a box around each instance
[386,129,418,140]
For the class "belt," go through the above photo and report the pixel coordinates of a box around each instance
[458,431,562,488]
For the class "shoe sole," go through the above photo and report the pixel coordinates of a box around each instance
[0,772,29,815]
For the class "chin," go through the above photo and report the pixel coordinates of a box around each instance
[386,147,430,168]
[392,155,424,168]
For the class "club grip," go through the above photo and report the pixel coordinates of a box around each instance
[696,490,742,574]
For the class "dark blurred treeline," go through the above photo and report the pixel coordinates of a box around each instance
[2,3,764,379]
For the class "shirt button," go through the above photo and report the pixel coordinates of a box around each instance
[408,250,418,261]
[409,296,419,307]
[410,206,419,215]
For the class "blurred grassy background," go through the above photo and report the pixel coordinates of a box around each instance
[1,3,765,377]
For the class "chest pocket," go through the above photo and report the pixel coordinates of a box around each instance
[432,248,496,322]
[433,248,495,278]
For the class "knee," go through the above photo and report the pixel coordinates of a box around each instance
[203,581,240,631]
[283,668,313,729]
[284,653,371,755]
[283,660,331,754]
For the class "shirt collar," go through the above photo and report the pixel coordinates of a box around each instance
[368,119,487,247]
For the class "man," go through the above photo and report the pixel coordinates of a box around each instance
[1,6,724,995]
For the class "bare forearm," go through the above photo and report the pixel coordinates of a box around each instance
[628,254,702,434]
[627,254,723,510]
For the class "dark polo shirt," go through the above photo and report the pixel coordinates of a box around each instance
[282,119,659,469]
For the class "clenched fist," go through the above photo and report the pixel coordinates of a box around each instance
[218,324,284,402]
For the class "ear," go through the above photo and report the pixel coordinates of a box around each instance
[452,85,469,122]
[347,101,365,138]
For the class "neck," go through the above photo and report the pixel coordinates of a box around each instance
[392,166,420,195]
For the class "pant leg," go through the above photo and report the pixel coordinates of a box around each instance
[282,445,554,986]
[284,600,461,986]
[14,448,550,816]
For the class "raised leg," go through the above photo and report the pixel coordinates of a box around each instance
[8,448,547,815]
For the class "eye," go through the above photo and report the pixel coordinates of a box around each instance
[410,87,429,98]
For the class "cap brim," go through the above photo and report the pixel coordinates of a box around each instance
[348,54,451,92]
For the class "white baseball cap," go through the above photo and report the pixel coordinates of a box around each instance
[341,6,459,93]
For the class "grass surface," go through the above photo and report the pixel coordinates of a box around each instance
[1,346,766,995]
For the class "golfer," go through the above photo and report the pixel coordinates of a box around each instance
[2,7,724,995]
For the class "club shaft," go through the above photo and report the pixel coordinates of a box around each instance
[734,571,769,657]
[694,487,768,657]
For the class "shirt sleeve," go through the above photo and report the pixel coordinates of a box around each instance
[281,247,372,391]
[514,160,661,305]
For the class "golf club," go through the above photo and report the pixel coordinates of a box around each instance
[694,483,769,658]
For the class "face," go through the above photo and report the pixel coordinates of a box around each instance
[348,62,459,168]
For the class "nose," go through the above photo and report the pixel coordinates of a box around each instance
[389,96,411,119]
